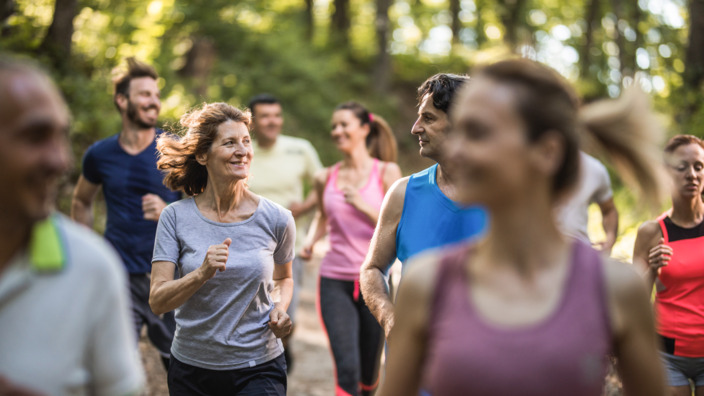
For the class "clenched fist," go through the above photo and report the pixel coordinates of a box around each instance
[198,238,232,281]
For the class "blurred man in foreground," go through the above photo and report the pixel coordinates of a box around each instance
[0,56,143,395]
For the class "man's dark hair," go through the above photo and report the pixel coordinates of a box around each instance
[247,94,280,116]
[417,73,470,115]
[112,57,158,111]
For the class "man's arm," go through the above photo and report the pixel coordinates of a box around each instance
[360,177,409,338]
[598,197,619,254]
[289,190,317,219]
[71,176,101,228]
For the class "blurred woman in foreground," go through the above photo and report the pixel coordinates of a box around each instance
[633,135,704,396]
[379,59,666,396]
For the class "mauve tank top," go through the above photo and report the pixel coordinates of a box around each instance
[423,241,612,396]
[319,159,385,281]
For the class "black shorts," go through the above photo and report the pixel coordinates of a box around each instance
[167,353,287,396]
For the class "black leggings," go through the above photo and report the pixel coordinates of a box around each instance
[318,277,384,396]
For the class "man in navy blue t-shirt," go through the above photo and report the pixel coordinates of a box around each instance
[71,58,180,369]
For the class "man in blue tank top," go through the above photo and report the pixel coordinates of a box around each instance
[360,73,487,339]
[71,58,181,368]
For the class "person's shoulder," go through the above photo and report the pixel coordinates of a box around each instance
[636,219,662,240]
[55,215,124,277]
[277,134,312,150]
[161,197,191,216]
[602,256,650,322]
[386,176,411,202]
[409,164,435,180]
[84,134,120,155]
[581,151,609,173]
[258,195,291,217]
[279,134,310,145]
[313,166,334,186]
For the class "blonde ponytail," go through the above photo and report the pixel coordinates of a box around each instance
[579,86,668,210]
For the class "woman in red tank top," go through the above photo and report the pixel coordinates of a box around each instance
[633,134,704,395]
[378,59,666,396]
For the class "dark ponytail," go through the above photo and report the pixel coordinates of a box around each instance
[335,101,398,162]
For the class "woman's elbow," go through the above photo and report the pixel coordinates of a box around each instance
[149,289,167,315]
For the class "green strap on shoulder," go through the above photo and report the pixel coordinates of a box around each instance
[29,215,65,272]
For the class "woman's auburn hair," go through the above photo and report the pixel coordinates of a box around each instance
[157,102,251,196]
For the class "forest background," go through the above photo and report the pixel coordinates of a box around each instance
[1,0,703,259]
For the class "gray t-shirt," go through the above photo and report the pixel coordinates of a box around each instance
[152,196,295,370]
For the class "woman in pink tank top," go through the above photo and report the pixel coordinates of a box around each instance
[300,101,401,396]
[379,60,666,396]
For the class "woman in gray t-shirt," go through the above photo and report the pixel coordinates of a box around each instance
[149,102,295,395]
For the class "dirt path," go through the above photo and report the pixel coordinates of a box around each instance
[139,252,335,396]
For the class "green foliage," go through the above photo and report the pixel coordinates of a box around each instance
[1,0,699,228]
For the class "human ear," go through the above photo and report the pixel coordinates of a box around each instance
[115,93,129,112]
[195,151,208,166]
[530,130,564,176]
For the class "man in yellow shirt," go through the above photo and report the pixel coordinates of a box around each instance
[247,94,322,372]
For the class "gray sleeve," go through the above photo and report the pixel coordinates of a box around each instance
[152,204,180,265]
[90,247,145,395]
[273,210,296,265]
[593,164,613,204]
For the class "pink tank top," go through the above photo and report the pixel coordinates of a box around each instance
[423,241,612,396]
[320,159,385,281]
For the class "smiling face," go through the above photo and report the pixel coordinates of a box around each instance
[666,143,704,200]
[251,103,283,145]
[411,93,450,160]
[119,76,160,128]
[199,120,253,183]
[0,70,71,225]
[331,109,369,154]
[446,78,555,207]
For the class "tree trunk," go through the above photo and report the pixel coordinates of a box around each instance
[0,0,14,23]
[685,0,704,88]
[178,37,217,99]
[304,0,314,41]
[450,0,461,44]
[330,0,350,45]
[497,0,526,50]
[0,0,14,37]
[631,0,642,71]
[580,0,599,78]
[38,0,78,68]
[475,0,488,47]
[610,0,627,79]
[373,0,392,92]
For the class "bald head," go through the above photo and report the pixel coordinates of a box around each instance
[0,57,71,225]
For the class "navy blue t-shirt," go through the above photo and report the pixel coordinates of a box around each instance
[82,130,181,274]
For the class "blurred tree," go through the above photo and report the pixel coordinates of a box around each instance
[580,0,600,78]
[373,0,392,91]
[331,0,350,45]
[685,0,704,88]
[38,0,77,68]
[304,0,314,40]
[450,0,460,44]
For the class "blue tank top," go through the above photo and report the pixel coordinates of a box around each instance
[396,164,487,264]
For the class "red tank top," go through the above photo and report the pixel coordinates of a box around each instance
[655,215,704,357]
[423,241,612,396]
